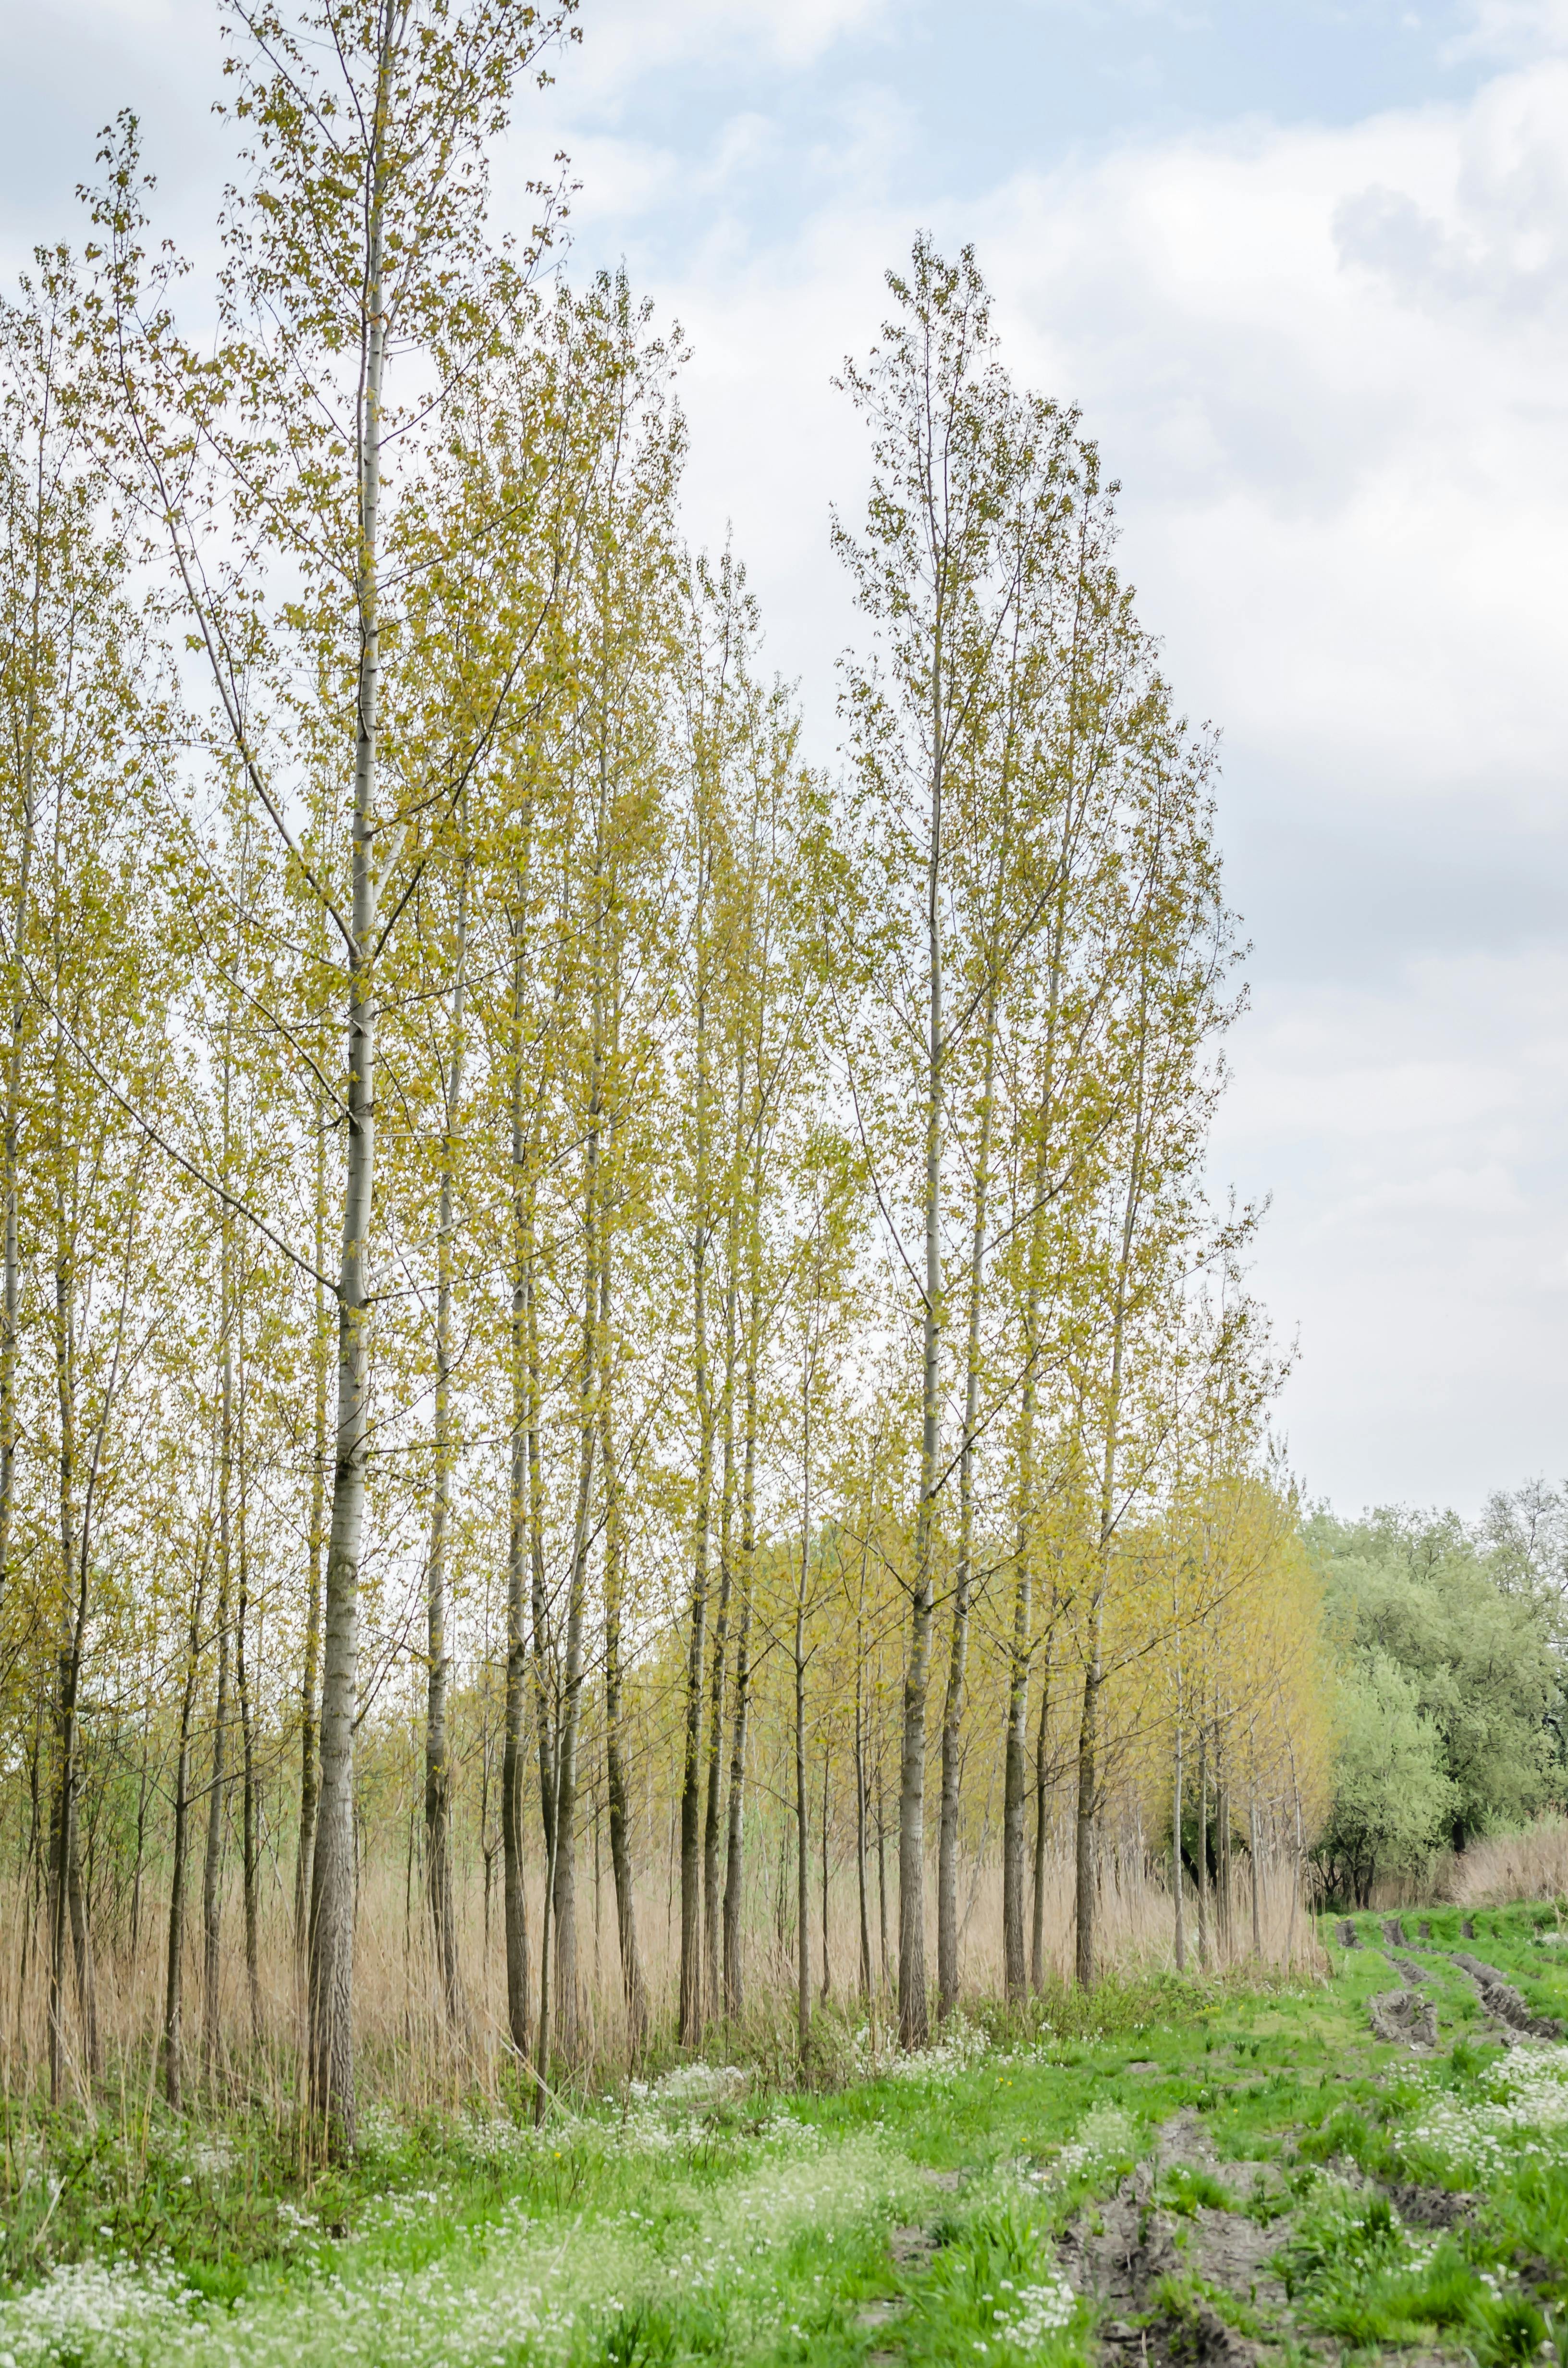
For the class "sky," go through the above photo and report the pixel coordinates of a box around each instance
[3,0,1567,1516]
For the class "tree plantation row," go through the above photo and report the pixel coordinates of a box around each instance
[0,0,1326,2155]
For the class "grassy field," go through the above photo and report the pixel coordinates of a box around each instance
[7,1903,1568,2366]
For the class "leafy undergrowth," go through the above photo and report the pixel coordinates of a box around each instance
[6,1908,1568,2362]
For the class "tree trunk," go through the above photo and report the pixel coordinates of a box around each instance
[425,830,467,2030]
[702,1215,739,2023]
[820,1743,832,2001]
[720,1399,754,2018]
[1216,1747,1232,1961]
[1073,1637,1103,1990]
[900,765,943,2051]
[1030,1634,1053,1992]
[550,1332,596,2064]
[163,1625,199,2109]
[794,1585,810,2061]
[236,1472,261,2047]
[1249,1781,1262,1958]
[876,1755,889,1991]
[855,1648,872,2002]
[296,1100,328,1960]
[1173,1720,1186,1973]
[48,1270,98,2101]
[938,1017,994,2019]
[595,944,646,2050]
[308,133,391,2152]
[502,939,534,2060]
[679,999,713,2047]
[550,940,604,2066]
[0,688,37,1624]
[203,1310,233,2086]
[600,1347,645,2056]
[722,1183,763,2019]
[1196,1721,1210,1972]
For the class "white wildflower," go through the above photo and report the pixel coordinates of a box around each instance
[994,2267,1077,2348]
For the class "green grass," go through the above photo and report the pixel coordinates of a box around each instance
[6,1913,1568,2363]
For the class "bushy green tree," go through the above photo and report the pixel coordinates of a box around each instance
[1315,1653,1456,1905]
[1310,1505,1563,1869]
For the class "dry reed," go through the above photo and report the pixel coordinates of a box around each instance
[0,1837,1322,2121]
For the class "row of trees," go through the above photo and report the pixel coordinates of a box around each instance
[0,0,1323,2153]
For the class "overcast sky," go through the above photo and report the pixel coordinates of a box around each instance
[4,0,1567,1517]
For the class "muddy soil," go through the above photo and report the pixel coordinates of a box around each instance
[1059,1932,1517,2368]
[1059,2108,1298,2364]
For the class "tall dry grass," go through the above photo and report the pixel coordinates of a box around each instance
[1437,1816,1568,1909]
[0,1836,1322,2120]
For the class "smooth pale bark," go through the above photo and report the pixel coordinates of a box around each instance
[130,1713,151,1958]
[1249,1781,1262,1957]
[794,1571,810,2060]
[820,1745,833,2001]
[1173,1714,1187,1973]
[1196,1721,1210,1972]
[17,1716,41,2019]
[592,843,645,2052]
[532,1349,596,2109]
[793,1323,816,2058]
[502,918,535,2060]
[722,1148,765,2018]
[1008,808,1073,1999]
[550,1203,599,2064]
[1073,993,1151,1990]
[720,1320,757,2017]
[551,827,615,2064]
[899,733,943,2051]
[1001,1486,1033,1999]
[876,1759,889,1990]
[702,1199,740,2023]
[1029,1632,1053,1991]
[599,1233,646,2056]
[679,912,714,2047]
[938,1015,996,2020]
[424,840,467,2029]
[307,123,389,2153]
[0,370,57,1627]
[204,1283,234,2084]
[236,1470,261,2046]
[1286,1743,1304,1967]
[295,1105,328,1958]
[48,1244,98,2101]
[855,1618,873,2002]
[1217,1755,1233,1961]
[1073,1634,1102,1991]
[522,928,554,1909]
[0,684,38,1624]
[163,1605,200,2108]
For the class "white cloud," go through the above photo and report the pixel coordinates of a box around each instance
[559,0,889,110]
[550,55,1568,1508]
[1446,0,1568,63]
[1213,950,1568,1507]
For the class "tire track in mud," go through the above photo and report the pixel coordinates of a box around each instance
[1060,1936,1537,2365]
[1059,2107,1293,2365]
[862,1930,1557,2368]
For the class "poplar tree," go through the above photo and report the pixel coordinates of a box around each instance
[835,238,1019,2048]
[91,0,576,2149]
